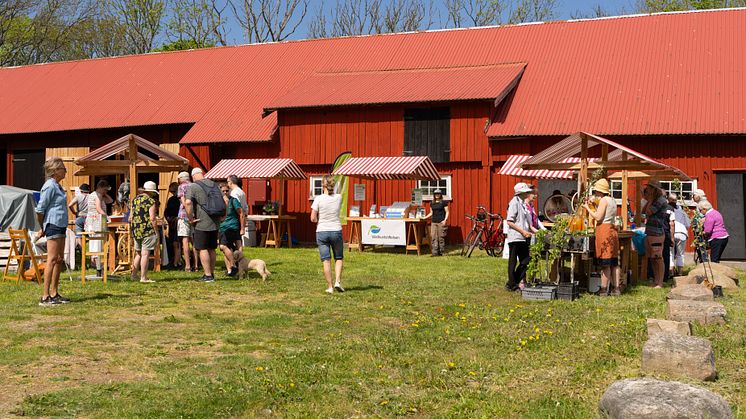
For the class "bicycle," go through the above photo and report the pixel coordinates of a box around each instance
[462,206,505,257]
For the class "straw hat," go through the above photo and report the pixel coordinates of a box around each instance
[592,179,610,194]
[143,181,159,194]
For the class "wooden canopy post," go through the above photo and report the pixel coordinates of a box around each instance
[279,179,285,216]
[621,170,629,230]
[634,179,643,226]
[128,136,138,197]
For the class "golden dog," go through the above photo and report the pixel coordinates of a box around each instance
[235,252,271,281]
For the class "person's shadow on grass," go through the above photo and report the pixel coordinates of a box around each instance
[344,285,383,292]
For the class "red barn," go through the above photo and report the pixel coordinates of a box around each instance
[1,9,745,258]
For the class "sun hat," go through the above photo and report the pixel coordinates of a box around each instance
[177,171,190,180]
[592,179,610,195]
[646,180,662,189]
[191,167,204,176]
[143,181,159,194]
[514,182,533,195]
[693,188,706,198]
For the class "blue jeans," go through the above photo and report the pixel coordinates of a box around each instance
[75,216,86,236]
[316,230,344,262]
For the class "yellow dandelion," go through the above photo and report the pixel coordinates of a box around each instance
[379,305,384,309]
[521,340,527,346]
[380,400,389,406]
[290,382,295,388]
[455,311,460,317]
[255,366,264,372]
[459,303,466,308]
[447,362,456,369]
[509,309,515,313]
[529,336,534,341]
[468,371,477,376]
[503,317,509,322]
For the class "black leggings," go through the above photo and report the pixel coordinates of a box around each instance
[507,239,531,288]
[709,237,729,263]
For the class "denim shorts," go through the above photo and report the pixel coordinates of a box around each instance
[316,230,344,262]
[75,216,86,235]
[45,224,67,240]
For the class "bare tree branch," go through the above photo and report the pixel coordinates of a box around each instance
[230,0,308,43]
[106,0,166,54]
[167,0,227,48]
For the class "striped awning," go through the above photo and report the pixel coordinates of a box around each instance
[499,155,586,179]
[332,156,440,180]
[206,158,306,180]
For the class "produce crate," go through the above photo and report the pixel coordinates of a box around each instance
[557,281,580,301]
[521,285,557,301]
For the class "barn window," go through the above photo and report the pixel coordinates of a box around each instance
[610,180,697,207]
[417,175,452,201]
[309,176,324,199]
[404,107,450,163]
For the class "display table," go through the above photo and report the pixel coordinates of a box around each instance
[347,217,431,255]
[246,215,296,248]
[562,230,636,287]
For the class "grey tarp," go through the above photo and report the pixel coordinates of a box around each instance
[0,185,40,231]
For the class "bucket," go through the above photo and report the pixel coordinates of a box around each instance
[588,273,601,293]
[712,285,724,298]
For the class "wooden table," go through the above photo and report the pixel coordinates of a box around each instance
[347,217,431,255]
[246,215,296,248]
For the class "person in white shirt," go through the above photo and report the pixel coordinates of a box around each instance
[311,175,344,294]
[227,175,248,250]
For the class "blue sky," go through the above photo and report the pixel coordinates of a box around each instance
[220,0,636,44]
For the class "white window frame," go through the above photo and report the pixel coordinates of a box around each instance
[309,176,324,200]
[659,180,698,207]
[417,175,452,201]
[609,179,697,207]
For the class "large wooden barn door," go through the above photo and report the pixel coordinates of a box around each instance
[46,147,90,218]
[716,173,746,260]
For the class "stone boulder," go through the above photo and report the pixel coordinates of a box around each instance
[646,318,691,337]
[641,334,716,381]
[687,265,740,289]
[673,275,700,287]
[667,300,726,325]
[667,284,714,301]
[599,378,733,419]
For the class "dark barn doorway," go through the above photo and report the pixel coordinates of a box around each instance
[716,172,746,260]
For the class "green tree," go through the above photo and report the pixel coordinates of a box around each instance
[105,0,166,54]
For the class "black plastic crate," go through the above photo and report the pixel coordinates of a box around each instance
[557,282,580,301]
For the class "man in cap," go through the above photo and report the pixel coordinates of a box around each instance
[505,182,536,291]
[184,167,225,282]
[130,181,159,283]
[177,171,198,272]
[425,189,449,256]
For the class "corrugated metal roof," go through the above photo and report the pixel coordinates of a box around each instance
[332,156,440,180]
[264,63,525,111]
[0,8,744,143]
[205,158,306,179]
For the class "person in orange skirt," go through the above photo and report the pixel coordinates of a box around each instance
[583,179,621,296]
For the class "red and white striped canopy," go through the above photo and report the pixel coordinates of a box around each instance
[499,155,589,179]
[206,158,306,180]
[332,156,440,180]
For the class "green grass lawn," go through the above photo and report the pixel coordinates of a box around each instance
[1,247,744,418]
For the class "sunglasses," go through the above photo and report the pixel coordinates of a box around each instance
[221,189,229,193]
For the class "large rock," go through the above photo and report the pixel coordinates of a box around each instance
[667,300,727,325]
[641,334,716,381]
[646,318,691,337]
[667,284,714,301]
[599,378,733,419]
[688,265,740,289]
[673,275,700,287]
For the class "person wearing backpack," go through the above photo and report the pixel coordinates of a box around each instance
[184,168,226,282]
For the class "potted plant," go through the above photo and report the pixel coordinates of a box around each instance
[262,201,279,215]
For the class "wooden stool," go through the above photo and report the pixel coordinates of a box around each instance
[81,231,109,284]
[2,228,45,284]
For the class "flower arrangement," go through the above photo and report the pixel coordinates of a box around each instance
[262,201,279,215]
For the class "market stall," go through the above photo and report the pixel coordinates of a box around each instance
[75,134,189,273]
[516,132,691,288]
[205,158,306,248]
[332,156,440,255]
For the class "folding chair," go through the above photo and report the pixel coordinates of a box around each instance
[80,231,109,284]
[2,228,45,284]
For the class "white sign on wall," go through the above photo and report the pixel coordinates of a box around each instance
[361,219,406,246]
[354,184,366,201]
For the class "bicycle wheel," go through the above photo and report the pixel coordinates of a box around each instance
[492,233,505,257]
[462,230,477,256]
[467,231,483,257]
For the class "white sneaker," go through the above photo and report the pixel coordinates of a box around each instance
[325,287,334,294]
[140,278,155,283]
[334,283,345,292]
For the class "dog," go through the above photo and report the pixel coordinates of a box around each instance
[235,252,271,281]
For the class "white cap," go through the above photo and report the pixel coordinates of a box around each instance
[693,188,706,198]
[177,171,190,180]
[143,181,159,194]
[191,168,204,176]
[514,182,533,195]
